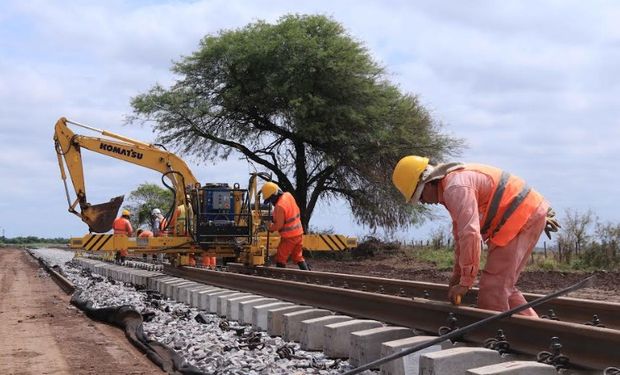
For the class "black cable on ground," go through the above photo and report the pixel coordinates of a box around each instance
[70,289,205,375]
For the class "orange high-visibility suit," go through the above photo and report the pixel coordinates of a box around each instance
[201,255,216,268]
[269,192,304,265]
[113,216,133,258]
[439,164,548,317]
[138,229,154,237]
[159,215,175,237]
[138,229,153,261]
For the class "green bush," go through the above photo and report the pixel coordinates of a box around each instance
[404,246,454,270]
[579,246,619,270]
[1,236,68,245]
[535,257,559,271]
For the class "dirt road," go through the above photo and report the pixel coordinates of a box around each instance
[0,248,163,375]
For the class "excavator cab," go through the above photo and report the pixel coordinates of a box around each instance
[80,195,124,233]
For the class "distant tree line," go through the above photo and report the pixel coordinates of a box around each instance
[554,208,620,269]
[423,208,620,270]
[0,236,68,245]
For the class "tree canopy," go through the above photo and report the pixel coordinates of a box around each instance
[130,14,462,231]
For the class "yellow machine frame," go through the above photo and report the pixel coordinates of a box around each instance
[55,117,356,266]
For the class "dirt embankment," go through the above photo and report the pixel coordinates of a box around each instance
[0,248,162,375]
[308,253,620,303]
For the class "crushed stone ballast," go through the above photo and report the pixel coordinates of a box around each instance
[31,248,351,375]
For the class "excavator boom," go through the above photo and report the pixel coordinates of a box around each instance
[54,117,199,232]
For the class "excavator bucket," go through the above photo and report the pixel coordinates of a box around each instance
[81,196,124,233]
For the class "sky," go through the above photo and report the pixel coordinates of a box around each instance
[1,0,619,242]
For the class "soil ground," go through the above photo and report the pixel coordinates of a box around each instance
[307,251,620,303]
[0,247,163,375]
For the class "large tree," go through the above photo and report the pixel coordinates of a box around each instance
[130,14,462,231]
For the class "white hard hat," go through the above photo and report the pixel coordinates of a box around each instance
[151,208,161,215]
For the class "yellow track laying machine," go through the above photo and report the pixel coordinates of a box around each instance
[54,117,356,266]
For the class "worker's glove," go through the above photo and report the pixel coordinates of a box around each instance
[544,207,561,239]
[448,284,469,306]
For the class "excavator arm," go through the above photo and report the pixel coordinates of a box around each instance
[54,117,200,233]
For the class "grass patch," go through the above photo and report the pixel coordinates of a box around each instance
[525,253,604,272]
[401,246,454,270]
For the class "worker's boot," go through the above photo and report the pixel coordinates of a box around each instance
[276,262,286,268]
[297,261,310,271]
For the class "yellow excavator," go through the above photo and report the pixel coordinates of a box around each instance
[54,117,356,266]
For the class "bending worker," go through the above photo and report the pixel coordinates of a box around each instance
[137,228,153,238]
[392,156,560,317]
[113,209,133,264]
[261,182,310,270]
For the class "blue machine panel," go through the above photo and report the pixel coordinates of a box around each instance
[203,186,235,222]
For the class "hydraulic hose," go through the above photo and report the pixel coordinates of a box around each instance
[161,170,197,243]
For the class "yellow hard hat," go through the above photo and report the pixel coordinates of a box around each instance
[261,182,279,202]
[392,155,429,203]
[121,209,131,217]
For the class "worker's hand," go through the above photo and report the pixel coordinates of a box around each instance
[448,274,460,288]
[448,284,469,306]
[544,207,561,239]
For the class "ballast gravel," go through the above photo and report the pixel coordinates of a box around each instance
[31,248,361,374]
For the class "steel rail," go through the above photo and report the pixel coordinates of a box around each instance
[165,265,620,370]
[27,250,76,295]
[345,276,595,375]
[226,263,620,329]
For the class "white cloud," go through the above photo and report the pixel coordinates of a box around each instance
[1,0,619,239]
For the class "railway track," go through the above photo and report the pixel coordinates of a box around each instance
[162,263,620,371]
[225,263,620,330]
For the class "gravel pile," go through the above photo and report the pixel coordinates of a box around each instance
[32,248,358,374]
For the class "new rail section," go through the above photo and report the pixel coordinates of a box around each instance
[225,263,620,330]
[165,264,620,371]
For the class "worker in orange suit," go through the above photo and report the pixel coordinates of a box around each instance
[201,255,216,269]
[137,229,153,262]
[159,206,184,237]
[392,156,560,317]
[137,228,154,238]
[261,182,310,270]
[113,209,134,264]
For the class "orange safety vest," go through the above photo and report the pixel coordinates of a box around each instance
[159,210,178,237]
[113,217,132,256]
[274,192,304,238]
[138,230,154,238]
[113,217,133,236]
[447,164,543,247]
